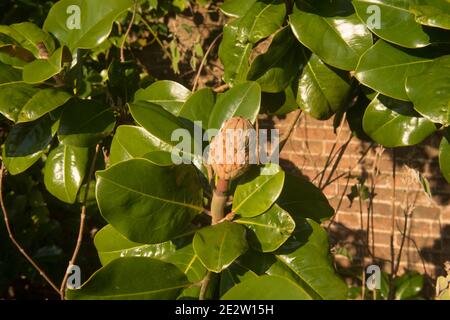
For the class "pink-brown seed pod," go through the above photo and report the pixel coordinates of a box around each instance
[208,117,254,180]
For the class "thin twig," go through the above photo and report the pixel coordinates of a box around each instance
[256,117,260,165]
[398,227,430,281]
[320,134,352,191]
[389,149,397,300]
[140,15,173,63]
[361,268,366,300]
[320,143,375,186]
[0,163,60,295]
[299,116,321,177]
[318,113,347,189]
[120,0,137,63]
[325,173,352,231]
[279,109,302,153]
[359,189,366,300]
[59,144,101,299]
[367,147,384,257]
[394,212,409,278]
[192,32,223,92]
[199,271,212,300]
[214,83,229,93]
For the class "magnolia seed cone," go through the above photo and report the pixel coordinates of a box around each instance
[208,117,254,180]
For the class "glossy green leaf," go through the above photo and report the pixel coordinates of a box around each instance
[362,94,436,147]
[296,48,352,120]
[17,89,71,123]
[394,271,424,300]
[0,83,38,122]
[219,0,286,84]
[411,0,450,29]
[236,0,286,44]
[235,204,295,252]
[290,0,372,70]
[218,22,252,84]
[66,257,189,300]
[3,114,56,174]
[94,224,207,298]
[109,125,173,166]
[44,144,89,204]
[107,60,140,102]
[2,148,42,176]
[96,159,203,244]
[261,85,299,115]
[0,61,22,84]
[355,40,434,100]
[165,242,208,299]
[0,24,40,66]
[247,27,301,93]
[232,164,285,217]
[233,250,281,276]
[277,174,334,222]
[133,80,191,115]
[94,224,178,266]
[178,87,216,128]
[220,0,257,18]
[439,132,450,183]
[406,55,450,125]
[128,101,202,167]
[0,46,33,67]
[219,262,258,296]
[23,46,71,84]
[0,33,15,47]
[193,221,248,273]
[164,243,207,284]
[274,219,348,299]
[208,81,261,131]
[0,36,16,58]
[352,0,444,48]
[261,254,321,299]
[221,275,311,299]
[44,0,133,51]
[58,99,116,147]
[4,115,55,157]
[0,85,71,123]
[0,22,55,58]
[0,65,70,123]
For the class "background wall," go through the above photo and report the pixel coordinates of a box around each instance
[268,112,450,279]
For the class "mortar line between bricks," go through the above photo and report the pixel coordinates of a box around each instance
[335,212,442,224]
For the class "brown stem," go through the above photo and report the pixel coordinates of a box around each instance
[199,178,229,299]
[192,32,223,92]
[199,271,212,300]
[210,178,229,225]
[318,113,347,189]
[394,212,408,277]
[0,163,60,295]
[389,149,397,300]
[361,268,366,300]
[120,0,137,63]
[358,186,365,300]
[213,83,230,93]
[59,144,100,299]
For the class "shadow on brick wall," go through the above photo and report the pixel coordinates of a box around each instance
[383,132,450,206]
[421,224,450,274]
[328,221,438,298]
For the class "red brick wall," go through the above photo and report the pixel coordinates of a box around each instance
[269,112,450,278]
